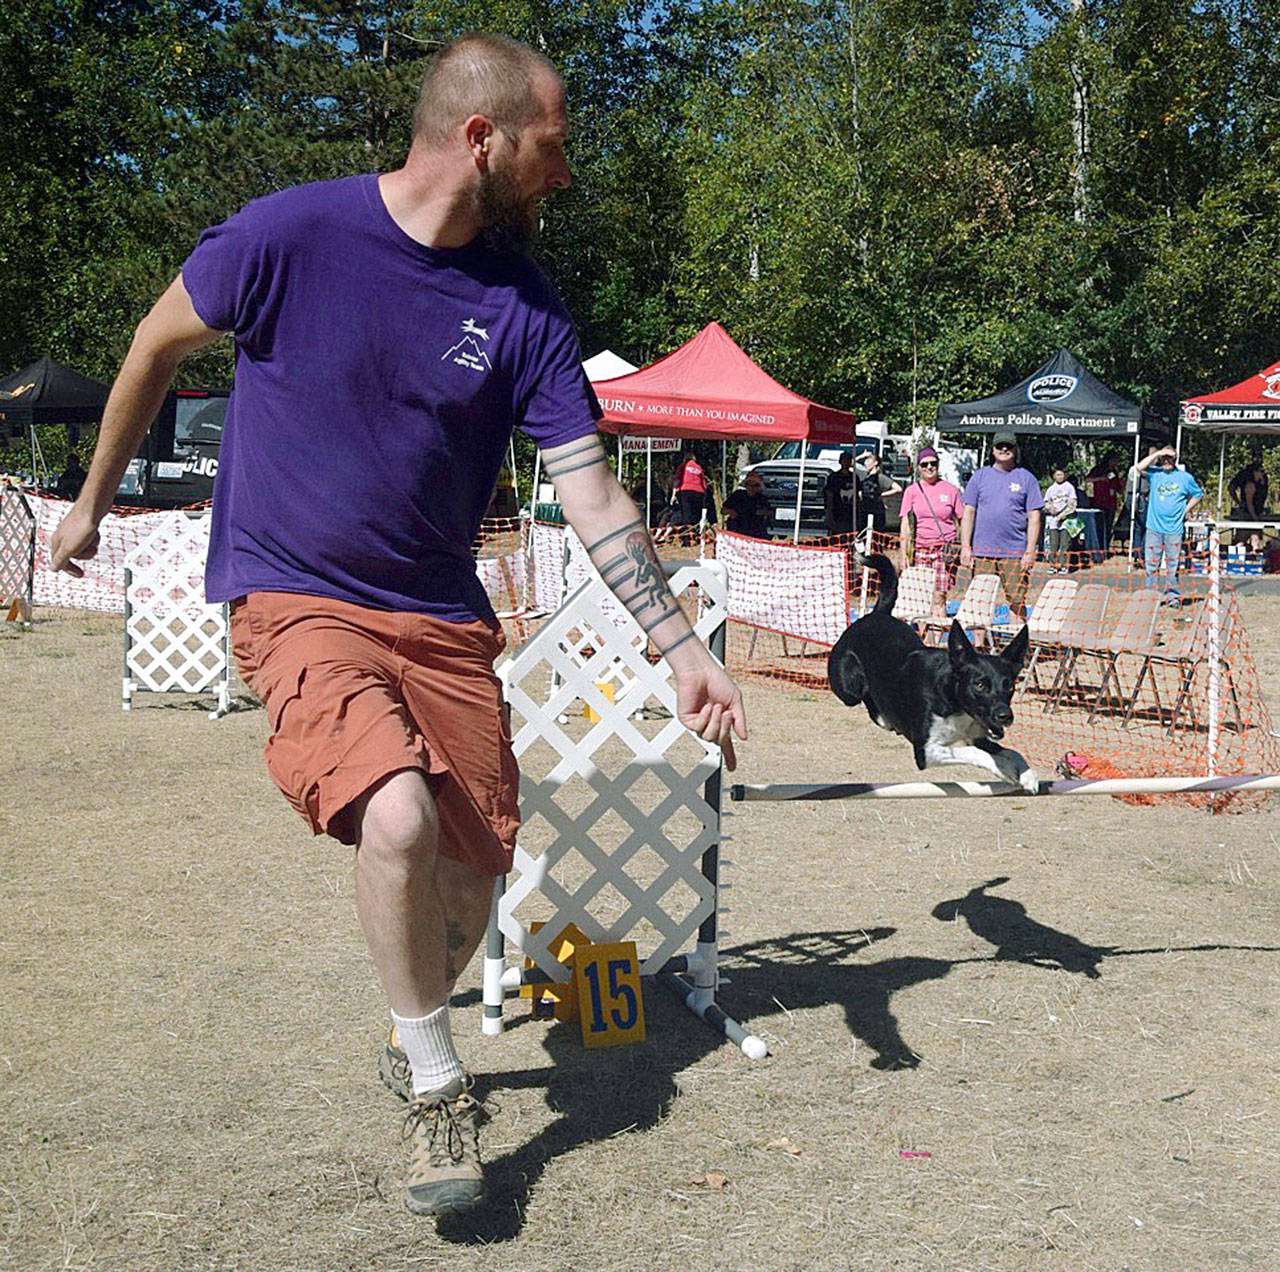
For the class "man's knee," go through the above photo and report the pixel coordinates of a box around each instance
[356,769,440,867]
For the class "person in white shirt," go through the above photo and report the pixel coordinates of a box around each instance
[1042,466,1078,574]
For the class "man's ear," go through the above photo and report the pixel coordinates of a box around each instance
[1001,623,1030,671]
[947,619,975,664]
[463,113,494,165]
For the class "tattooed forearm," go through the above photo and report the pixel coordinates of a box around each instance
[585,522,695,647]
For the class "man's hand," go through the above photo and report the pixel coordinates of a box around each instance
[674,660,748,771]
[960,545,974,568]
[1020,546,1037,571]
[49,503,103,578]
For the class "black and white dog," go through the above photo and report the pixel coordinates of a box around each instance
[827,554,1038,792]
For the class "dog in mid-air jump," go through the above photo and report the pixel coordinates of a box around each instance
[827,554,1038,792]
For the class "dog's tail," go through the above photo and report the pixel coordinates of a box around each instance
[863,553,898,614]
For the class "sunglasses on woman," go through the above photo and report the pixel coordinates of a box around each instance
[918,460,938,469]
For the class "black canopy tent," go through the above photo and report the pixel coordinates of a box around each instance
[938,348,1146,556]
[0,357,110,481]
[936,349,1142,439]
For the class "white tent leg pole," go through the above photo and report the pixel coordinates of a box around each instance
[646,439,653,529]
[1175,422,1183,463]
[1208,523,1220,777]
[721,440,727,498]
[1217,436,1226,519]
[794,449,806,544]
[1127,434,1139,570]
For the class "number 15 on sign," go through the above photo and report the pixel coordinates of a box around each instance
[575,941,645,1048]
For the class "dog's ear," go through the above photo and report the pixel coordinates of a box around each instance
[947,619,976,664]
[1001,623,1031,670]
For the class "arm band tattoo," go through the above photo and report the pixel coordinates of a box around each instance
[584,519,644,556]
[628,599,682,633]
[541,438,599,472]
[656,629,698,658]
[543,452,608,479]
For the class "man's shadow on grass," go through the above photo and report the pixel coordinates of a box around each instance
[439,906,1279,1244]
[439,925,955,1243]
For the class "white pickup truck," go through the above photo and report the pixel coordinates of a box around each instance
[742,422,975,537]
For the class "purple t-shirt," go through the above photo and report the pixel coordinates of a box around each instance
[962,465,1045,557]
[183,174,600,620]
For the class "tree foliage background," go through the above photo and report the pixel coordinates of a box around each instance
[3,0,1277,475]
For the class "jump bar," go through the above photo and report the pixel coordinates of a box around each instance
[730,774,1280,802]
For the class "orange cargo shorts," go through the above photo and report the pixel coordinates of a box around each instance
[229,591,519,876]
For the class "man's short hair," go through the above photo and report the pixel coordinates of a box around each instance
[413,32,558,147]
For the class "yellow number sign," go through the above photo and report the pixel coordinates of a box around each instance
[574,941,645,1048]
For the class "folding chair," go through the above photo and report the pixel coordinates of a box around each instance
[1042,585,1112,711]
[921,572,1012,649]
[892,564,941,626]
[1123,599,1245,735]
[1087,589,1163,724]
[1017,577,1078,695]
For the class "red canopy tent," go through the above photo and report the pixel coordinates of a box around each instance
[593,322,857,443]
[1177,357,1280,534]
[584,322,857,540]
[1179,358,1280,435]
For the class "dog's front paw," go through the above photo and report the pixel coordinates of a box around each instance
[1019,767,1040,794]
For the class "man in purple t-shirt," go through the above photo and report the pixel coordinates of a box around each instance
[51,34,746,1220]
[960,431,1044,619]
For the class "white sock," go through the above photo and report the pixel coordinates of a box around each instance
[391,1006,465,1096]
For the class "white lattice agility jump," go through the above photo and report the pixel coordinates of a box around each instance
[0,484,35,626]
[731,774,1280,802]
[483,557,767,1058]
[123,512,230,718]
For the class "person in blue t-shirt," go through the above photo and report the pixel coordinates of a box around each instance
[1143,448,1202,605]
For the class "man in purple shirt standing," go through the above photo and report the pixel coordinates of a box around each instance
[960,431,1044,619]
[50,34,746,1221]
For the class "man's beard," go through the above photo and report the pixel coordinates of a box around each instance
[479,165,537,255]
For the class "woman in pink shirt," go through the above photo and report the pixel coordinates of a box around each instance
[899,447,962,611]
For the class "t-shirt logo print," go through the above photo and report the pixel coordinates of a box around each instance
[442,318,492,373]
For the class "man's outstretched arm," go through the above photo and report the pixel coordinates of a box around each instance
[542,433,747,768]
[50,275,224,576]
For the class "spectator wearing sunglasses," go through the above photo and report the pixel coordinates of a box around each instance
[900,446,962,611]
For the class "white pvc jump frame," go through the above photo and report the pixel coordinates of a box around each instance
[731,774,1280,803]
[482,559,768,1060]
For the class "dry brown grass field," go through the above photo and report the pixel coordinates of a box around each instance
[2,597,1278,1272]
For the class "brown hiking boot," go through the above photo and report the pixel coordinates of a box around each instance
[402,1077,488,1216]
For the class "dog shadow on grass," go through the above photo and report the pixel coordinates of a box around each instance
[438,926,960,1244]
[931,876,1115,978]
[931,874,1280,979]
